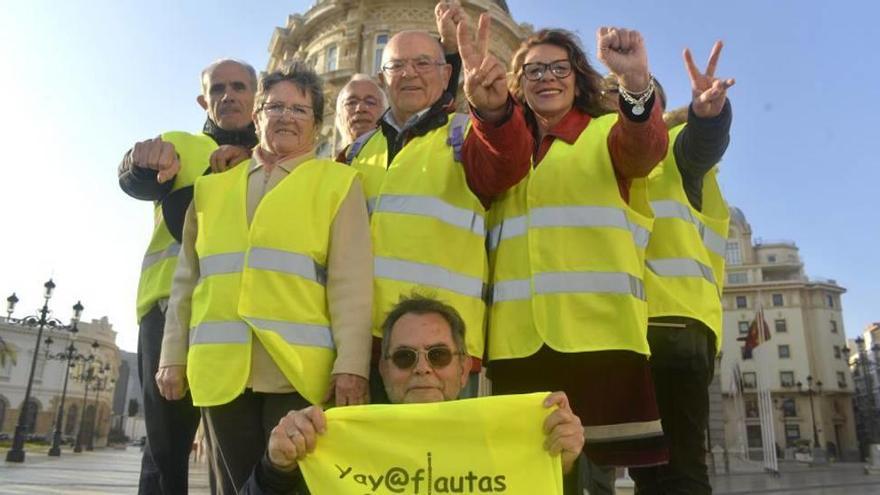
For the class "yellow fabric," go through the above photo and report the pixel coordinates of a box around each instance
[351,115,487,358]
[645,123,730,345]
[299,393,563,494]
[188,158,357,406]
[488,114,654,359]
[136,131,217,320]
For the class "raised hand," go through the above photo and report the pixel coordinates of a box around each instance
[684,41,735,118]
[435,1,468,53]
[596,27,650,93]
[457,13,508,121]
[131,136,181,184]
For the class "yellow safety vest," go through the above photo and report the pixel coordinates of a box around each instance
[487,114,654,360]
[350,114,487,358]
[187,158,357,407]
[645,123,730,344]
[136,131,217,321]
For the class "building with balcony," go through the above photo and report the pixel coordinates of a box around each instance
[719,207,858,461]
[847,323,880,459]
[265,0,529,155]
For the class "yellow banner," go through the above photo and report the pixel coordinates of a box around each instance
[299,393,563,494]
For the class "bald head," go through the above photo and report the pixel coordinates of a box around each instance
[379,31,451,125]
[384,31,446,65]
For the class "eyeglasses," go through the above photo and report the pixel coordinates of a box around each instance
[343,96,380,110]
[521,59,573,81]
[381,58,446,76]
[386,345,461,370]
[261,102,314,120]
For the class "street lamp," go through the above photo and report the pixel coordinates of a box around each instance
[73,351,106,453]
[4,280,83,463]
[797,375,826,465]
[44,328,95,457]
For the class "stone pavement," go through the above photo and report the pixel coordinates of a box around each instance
[0,446,210,494]
[3,447,880,494]
[708,461,880,495]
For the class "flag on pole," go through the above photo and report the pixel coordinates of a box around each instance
[737,308,771,359]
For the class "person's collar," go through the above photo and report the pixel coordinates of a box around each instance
[383,107,431,132]
[202,118,258,148]
[251,146,315,174]
[543,108,591,144]
[381,92,454,138]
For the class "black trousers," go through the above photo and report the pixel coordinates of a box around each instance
[137,304,202,494]
[203,389,311,495]
[629,318,716,495]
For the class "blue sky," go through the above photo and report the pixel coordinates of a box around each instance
[1,1,876,352]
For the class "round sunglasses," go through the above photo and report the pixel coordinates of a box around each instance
[386,346,462,370]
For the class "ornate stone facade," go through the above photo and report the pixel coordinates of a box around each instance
[266,0,529,154]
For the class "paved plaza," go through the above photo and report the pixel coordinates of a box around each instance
[0,446,209,494]
[2,447,880,494]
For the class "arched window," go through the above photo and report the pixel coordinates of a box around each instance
[21,398,40,434]
[65,404,79,436]
[0,396,8,431]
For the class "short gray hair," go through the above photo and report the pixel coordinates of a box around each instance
[200,58,258,95]
[380,294,467,357]
[256,61,325,126]
[334,74,388,147]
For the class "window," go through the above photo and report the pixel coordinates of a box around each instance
[781,398,797,417]
[745,399,759,418]
[830,320,838,333]
[742,372,757,389]
[767,254,777,263]
[373,34,389,75]
[736,296,748,309]
[833,345,841,359]
[837,371,846,388]
[785,424,801,447]
[32,351,46,384]
[725,241,742,265]
[775,319,787,333]
[729,272,748,284]
[772,293,784,307]
[747,425,763,448]
[827,294,835,308]
[325,45,338,72]
[778,345,790,358]
[0,354,12,381]
[780,371,795,387]
[738,321,750,335]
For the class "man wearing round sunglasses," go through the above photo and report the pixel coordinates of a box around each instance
[243,296,585,494]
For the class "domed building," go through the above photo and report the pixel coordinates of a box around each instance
[265,0,530,155]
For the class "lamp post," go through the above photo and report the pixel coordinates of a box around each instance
[44,331,95,457]
[86,366,112,451]
[73,350,105,453]
[4,280,83,463]
[797,375,826,465]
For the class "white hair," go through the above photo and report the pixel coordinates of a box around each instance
[334,74,388,149]
[200,58,258,95]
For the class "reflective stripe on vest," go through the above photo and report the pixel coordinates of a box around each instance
[651,200,726,257]
[199,252,245,277]
[246,318,334,349]
[376,194,485,235]
[492,272,645,302]
[200,249,327,284]
[142,243,181,271]
[488,206,649,251]
[646,258,716,286]
[190,321,250,345]
[375,257,484,299]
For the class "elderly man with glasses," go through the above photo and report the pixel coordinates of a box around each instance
[243,295,585,495]
[344,6,534,405]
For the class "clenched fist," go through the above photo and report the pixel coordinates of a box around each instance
[131,137,181,184]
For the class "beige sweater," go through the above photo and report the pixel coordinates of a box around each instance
[160,151,373,393]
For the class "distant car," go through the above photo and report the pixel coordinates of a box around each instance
[130,436,146,447]
[0,432,10,441]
